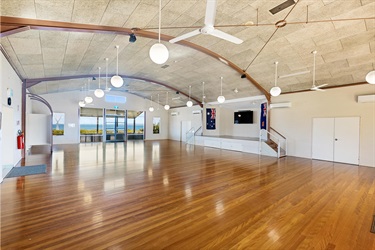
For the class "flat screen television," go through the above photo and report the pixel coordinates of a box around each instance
[234,110,253,124]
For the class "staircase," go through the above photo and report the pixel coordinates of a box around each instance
[260,128,287,158]
[264,140,286,158]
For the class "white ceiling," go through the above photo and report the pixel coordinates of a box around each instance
[1,0,374,108]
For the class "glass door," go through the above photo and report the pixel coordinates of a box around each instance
[105,109,126,142]
[127,111,144,140]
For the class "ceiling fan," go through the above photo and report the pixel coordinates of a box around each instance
[310,50,327,91]
[169,0,243,44]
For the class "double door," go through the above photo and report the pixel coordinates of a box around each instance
[312,117,360,165]
[105,114,126,142]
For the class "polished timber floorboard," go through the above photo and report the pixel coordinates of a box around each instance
[1,140,375,249]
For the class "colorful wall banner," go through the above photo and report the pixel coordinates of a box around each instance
[260,102,267,130]
[206,108,216,130]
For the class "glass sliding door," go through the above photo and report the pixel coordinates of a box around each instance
[127,111,144,140]
[105,109,126,142]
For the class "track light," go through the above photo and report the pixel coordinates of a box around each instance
[129,33,137,43]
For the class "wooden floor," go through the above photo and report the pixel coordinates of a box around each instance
[1,140,375,249]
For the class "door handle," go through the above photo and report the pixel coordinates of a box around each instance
[335,138,338,141]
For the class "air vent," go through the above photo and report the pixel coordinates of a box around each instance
[161,65,170,69]
[270,102,291,109]
[357,95,375,103]
[269,0,295,15]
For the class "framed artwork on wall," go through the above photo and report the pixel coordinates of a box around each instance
[153,117,160,134]
[52,113,65,136]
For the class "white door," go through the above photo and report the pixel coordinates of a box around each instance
[312,118,335,161]
[334,117,360,165]
[312,117,360,165]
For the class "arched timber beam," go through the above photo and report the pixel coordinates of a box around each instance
[25,74,202,106]
[1,16,270,101]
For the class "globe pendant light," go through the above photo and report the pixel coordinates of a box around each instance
[94,67,105,98]
[111,45,124,87]
[149,95,154,112]
[217,77,225,103]
[270,61,281,97]
[149,0,169,64]
[366,70,375,84]
[85,80,93,104]
[78,86,86,107]
[164,91,170,110]
[78,101,86,107]
[186,85,193,107]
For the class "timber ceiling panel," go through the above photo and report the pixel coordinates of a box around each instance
[1,0,374,108]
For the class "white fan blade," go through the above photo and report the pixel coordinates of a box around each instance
[311,87,325,91]
[210,29,243,44]
[204,0,218,26]
[316,83,328,88]
[169,29,201,43]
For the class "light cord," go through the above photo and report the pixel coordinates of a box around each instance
[158,0,162,43]
[274,62,278,87]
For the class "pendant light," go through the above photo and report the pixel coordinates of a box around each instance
[186,85,193,107]
[78,101,86,107]
[78,87,86,107]
[164,91,170,110]
[270,61,281,97]
[111,45,124,87]
[217,77,225,103]
[366,70,375,84]
[85,79,93,104]
[149,0,169,64]
[94,67,105,98]
[149,95,154,112]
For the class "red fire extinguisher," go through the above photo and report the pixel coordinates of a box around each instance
[17,130,24,149]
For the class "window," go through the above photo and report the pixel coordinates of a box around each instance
[80,108,103,135]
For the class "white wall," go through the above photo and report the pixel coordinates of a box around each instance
[26,114,51,149]
[168,105,203,141]
[31,90,169,144]
[203,105,260,138]
[270,84,375,167]
[1,51,23,182]
[220,107,260,138]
